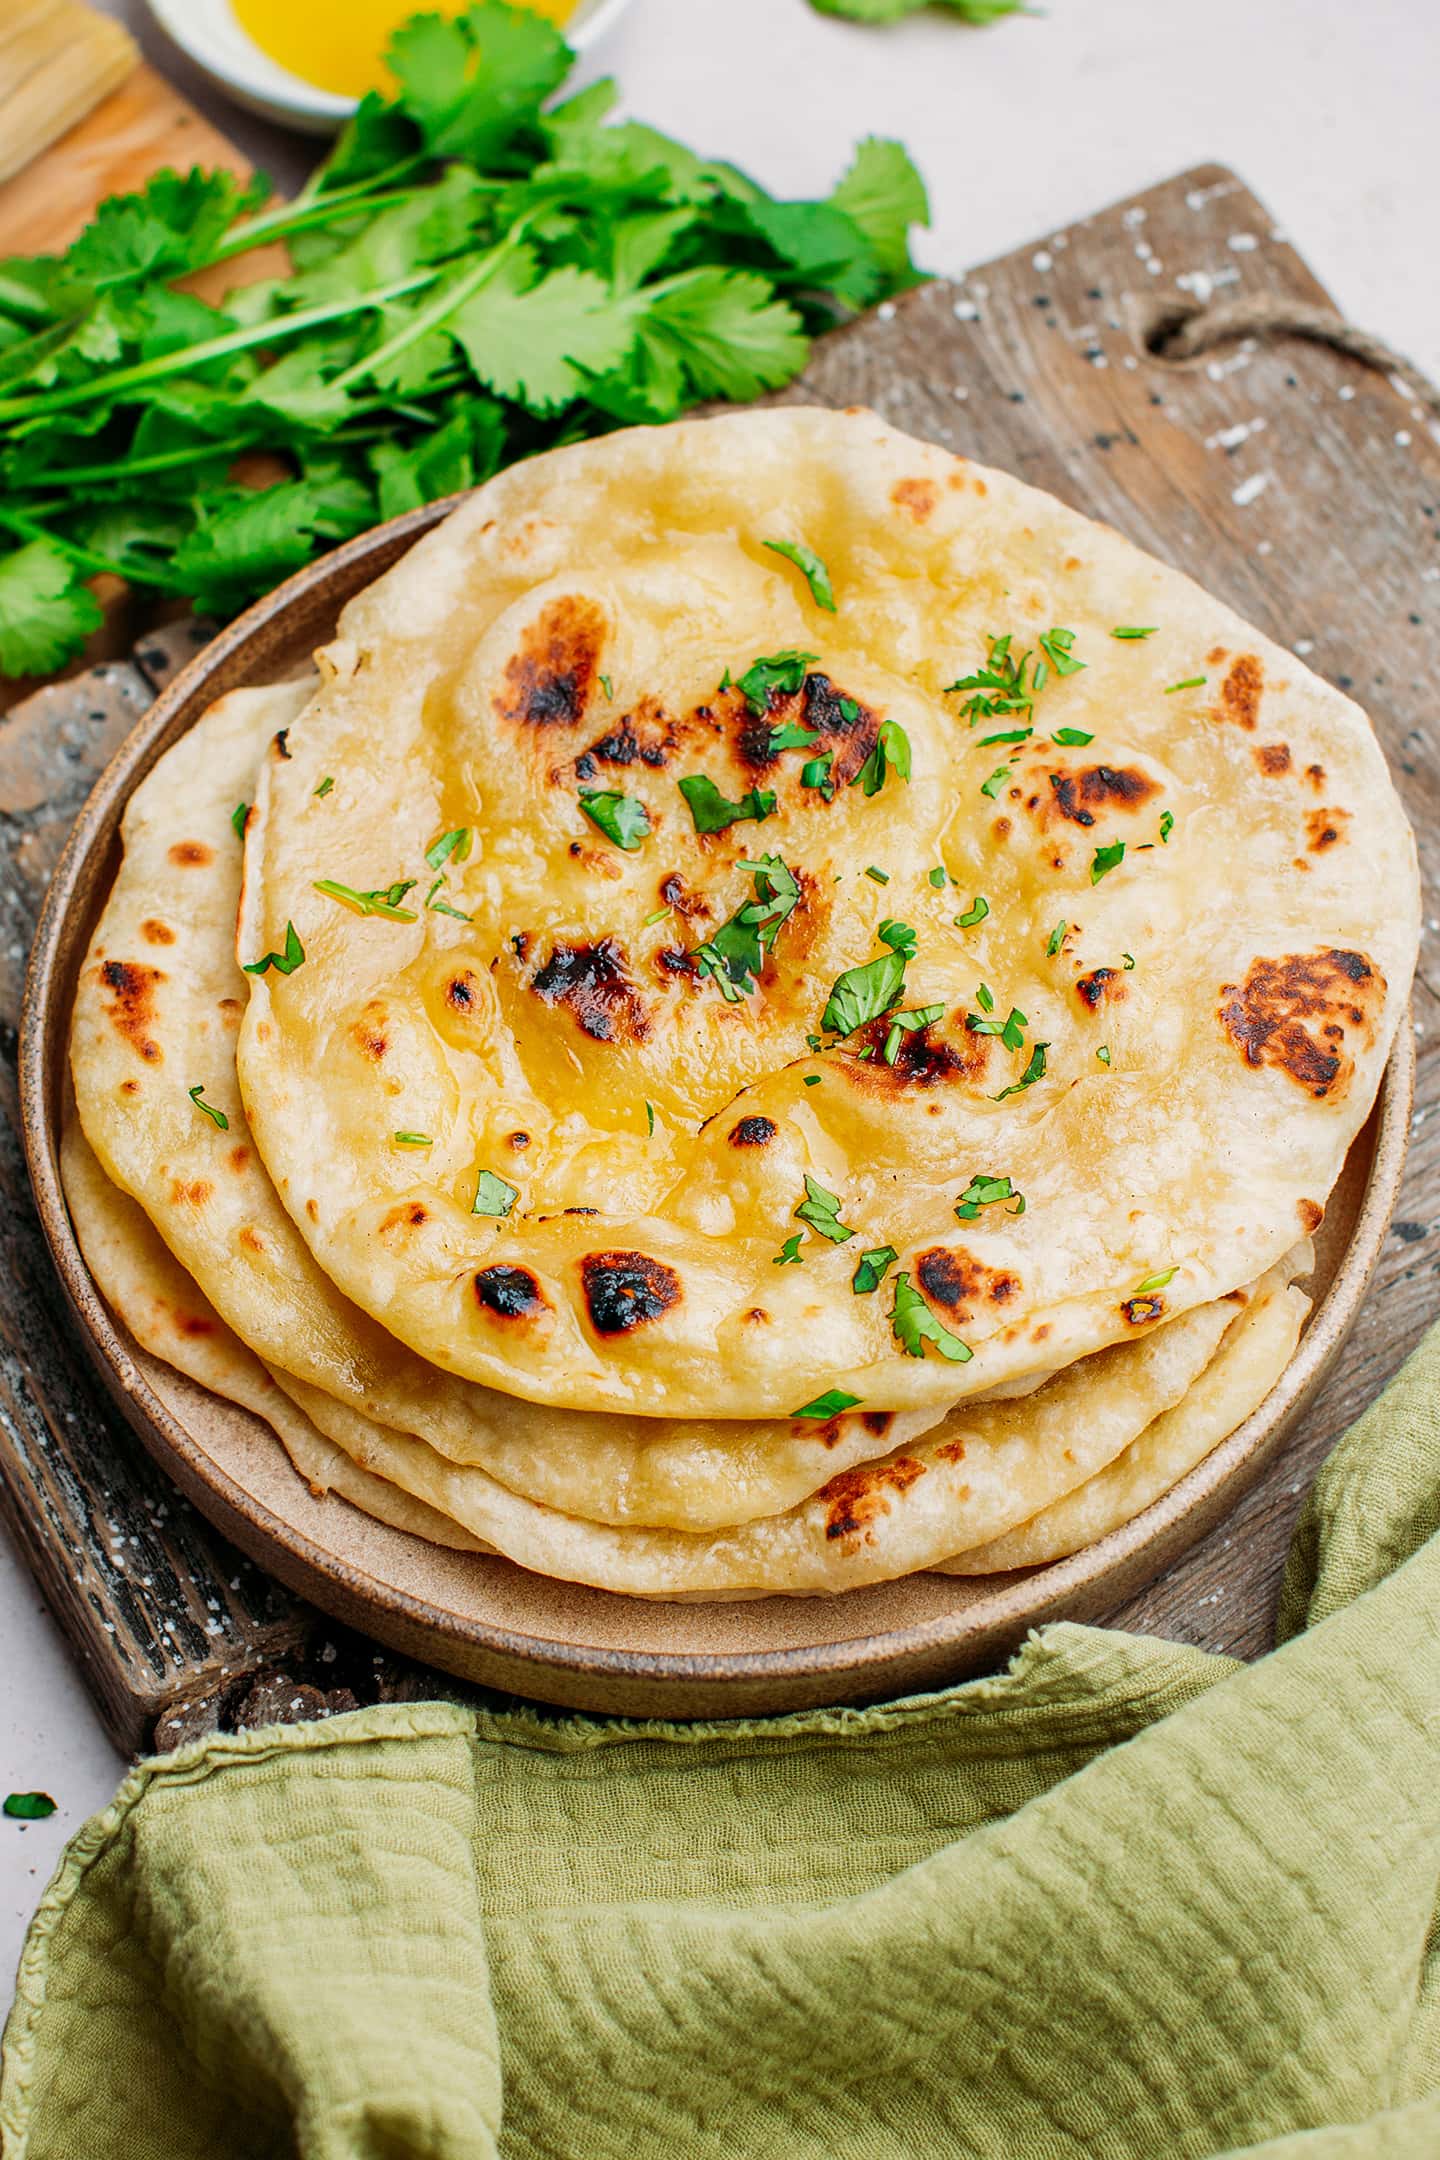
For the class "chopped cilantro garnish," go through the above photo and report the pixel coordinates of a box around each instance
[767,721,820,752]
[1112,626,1157,640]
[645,1100,655,1135]
[1052,727,1094,746]
[774,1233,805,1266]
[800,750,835,799]
[946,632,1036,727]
[803,1073,822,1086]
[763,538,836,612]
[314,776,335,799]
[693,855,800,1002]
[580,788,651,850]
[599,674,614,699]
[955,1173,1023,1222]
[975,983,994,1013]
[394,1131,432,1147]
[314,876,418,921]
[852,1244,899,1294]
[795,1174,855,1244]
[864,865,890,885]
[1122,953,1136,970]
[1046,921,1068,957]
[954,896,989,928]
[890,1272,973,1363]
[677,773,775,834]
[472,1169,518,1218]
[1096,1045,1112,1066]
[967,1003,1027,1052]
[1038,626,1084,678]
[425,874,471,922]
[425,827,472,872]
[1165,676,1207,694]
[642,905,672,927]
[3,1792,55,1820]
[821,920,913,1036]
[979,726,1033,746]
[1159,809,1174,843]
[230,801,249,841]
[732,650,819,716]
[980,764,1011,799]
[1090,841,1126,884]
[1136,1266,1177,1293]
[928,865,948,888]
[852,716,911,798]
[243,920,305,976]
[993,1040,1049,1101]
[188,1083,228,1131]
[792,1388,861,1418]
[882,1003,943,1064]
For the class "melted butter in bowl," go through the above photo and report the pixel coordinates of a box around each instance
[232,0,579,101]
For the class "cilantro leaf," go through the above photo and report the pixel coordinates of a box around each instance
[993,1040,1049,1101]
[642,268,808,402]
[580,788,651,850]
[677,774,776,834]
[451,250,640,416]
[794,1174,856,1245]
[3,1791,56,1820]
[693,856,800,1002]
[955,1173,1023,1222]
[314,877,419,921]
[852,1244,899,1294]
[821,923,912,1037]
[792,1388,862,1418]
[387,3,571,163]
[243,921,305,977]
[1091,841,1126,884]
[188,1084,229,1132]
[472,1168,519,1217]
[61,168,267,295]
[733,649,819,715]
[425,827,473,871]
[774,1233,805,1267]
[890,1272,973,1363]
[827,138,930,283]
[853,716,911,798]
[0,538,102,674]
[954,896,989,928]
[763,538,836,611]
[882,1003,944,1064]
[1038,626,1084,678]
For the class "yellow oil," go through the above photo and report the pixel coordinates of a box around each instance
[232,0,578,101]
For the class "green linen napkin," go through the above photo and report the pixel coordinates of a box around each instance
[4,1326,1440,2160]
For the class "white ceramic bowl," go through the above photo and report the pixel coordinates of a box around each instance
[147,0,637,136]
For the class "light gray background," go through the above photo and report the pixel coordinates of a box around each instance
[4,0,1439,2009]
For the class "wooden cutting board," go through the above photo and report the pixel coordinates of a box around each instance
[1,90,1436,1749]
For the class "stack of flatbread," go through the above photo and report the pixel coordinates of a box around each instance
[64,409,1419,1599]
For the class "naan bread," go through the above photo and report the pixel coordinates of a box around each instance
[60,1120,482,1554]
[68,685,952,1532]
[57,1116,1301,1600]
[235,407,1418,1418]
[936,1261,1310,1574]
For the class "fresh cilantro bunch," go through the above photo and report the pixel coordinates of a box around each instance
[0,2,930,677]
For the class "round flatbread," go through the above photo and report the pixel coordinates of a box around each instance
[67,685,952,1532]
[235,406,1417,1418]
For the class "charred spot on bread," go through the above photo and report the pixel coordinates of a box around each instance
[98,958,165,1063]
[168,841,213,868]
[821,1456,927,1543]
[580,1251,681,1335]
[1044,763,1157,829]
[1297,1198,1325,1231]
[1075,966,1125,1010]
[140,918,175,946]
[1305,807,1351,851]
[473,1265,549,1320]
[1219,948,1382,1100]
[532,940,649,1044]
[729,1114,777,1147]
[915,1246,1021,1321]
[1123,1295,1166,1325]
[891,477,939,520]
[495,594,606,729]
[844,1014,985,1090]
[1216,654,1264,729]
[1255,743,1292,777]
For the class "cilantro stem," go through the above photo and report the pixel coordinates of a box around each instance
[0,273,439,423]
[209,161,439,261]
[327,223,534,395]
[0,505,138,581]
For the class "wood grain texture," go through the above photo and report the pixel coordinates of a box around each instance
[1,159,1436,1744]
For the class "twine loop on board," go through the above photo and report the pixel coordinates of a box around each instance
[1145,293,1440,425]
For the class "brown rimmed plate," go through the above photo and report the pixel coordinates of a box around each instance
[18,504,1415,1718]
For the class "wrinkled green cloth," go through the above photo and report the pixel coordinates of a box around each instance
[4,1328,1440,2160]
